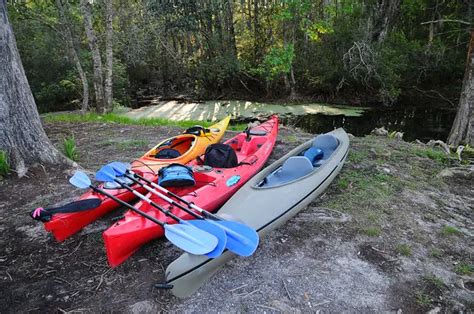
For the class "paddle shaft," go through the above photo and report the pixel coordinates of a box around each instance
[88,185,165,227]
[111,178,184,223]
[129,171,221,221]
[121,173,202,220]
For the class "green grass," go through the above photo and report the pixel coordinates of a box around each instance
[415,291,432,306]
[42,112,247,131]
[63,135,78,161]
[440,225,462,237]
[429,248,442,258]
[347,150,369,163]
[0,150,10,177]
[410,146,449,164]
[396,243,412,256]
[423,275,445,289]
[361,227,381,237]
[454,263,473,276]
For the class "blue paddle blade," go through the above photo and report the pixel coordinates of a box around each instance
[95,165,117,182]
[108,162,129,176]
[209,220,259,256]
[164,223,218,255]
[69,171,92,189]
[185,220,227,258]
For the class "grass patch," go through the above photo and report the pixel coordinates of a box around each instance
[396,244,412,256]
[429,248,442,258]
[43,112,247,131]
[440,225,462,237]
[454,263,473,276]
[415,291,432,306]
[285,135,298,143]
[0,150,10,178]
[63,135,78,161]
[423,275,445,289]
[411,146,449,164]
[348,150,368,163]
[361,227,381,237]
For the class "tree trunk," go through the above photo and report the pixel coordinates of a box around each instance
[447,30,474,146]
[0,0,70,177]
[80,0,105,114]
[55,0,89,113]
[104,0,114,111]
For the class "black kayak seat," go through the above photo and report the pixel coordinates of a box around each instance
[155,148,181,159]
[263,156,314,187]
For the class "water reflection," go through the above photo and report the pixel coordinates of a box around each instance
[266,107,456,142]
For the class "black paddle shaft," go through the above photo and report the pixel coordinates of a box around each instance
[89,185,165,227]
[111,178,185,223]
[126,172,204,220]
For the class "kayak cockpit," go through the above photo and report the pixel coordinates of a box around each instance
[259,134,339,188]
[148,135,197,159]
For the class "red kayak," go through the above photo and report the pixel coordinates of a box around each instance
[103,116,279,267]
[42,171,156,241]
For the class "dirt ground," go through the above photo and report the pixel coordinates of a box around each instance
[0,120,472,313]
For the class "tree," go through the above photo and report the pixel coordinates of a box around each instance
[447,30,474,146]
[0,0,70,177]
[104,0,114,110]
[80,0,106,113]
[55,0,89,112]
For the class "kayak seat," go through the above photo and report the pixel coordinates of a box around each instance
[264,156,314,187]
[310,134,339,166]
[155,148,181,159]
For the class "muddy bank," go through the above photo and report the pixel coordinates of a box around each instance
[0,121,472,312]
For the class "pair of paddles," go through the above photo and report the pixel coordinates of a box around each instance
[69,162,259,258]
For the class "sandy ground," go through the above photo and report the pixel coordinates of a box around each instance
[125,100,366,121]
[0,120,472,313]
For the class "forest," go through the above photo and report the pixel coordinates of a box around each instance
[7,0,471,113]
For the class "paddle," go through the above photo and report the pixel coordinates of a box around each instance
[30,198,102,222]
[109,162,259,257]
[69,171,218,256]
[95,165,227,258]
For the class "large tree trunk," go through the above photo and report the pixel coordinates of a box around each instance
[447,30,474,146]
[104,0,114,111]
[80,0,105,114]
[0,0,70,177]
[55,0,89,113]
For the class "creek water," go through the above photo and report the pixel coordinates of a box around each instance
[126,100,456,142]
[274,106,457,142]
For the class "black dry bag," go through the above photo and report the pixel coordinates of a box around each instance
[203,144,238,168]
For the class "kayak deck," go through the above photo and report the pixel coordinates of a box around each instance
[103,116,279,267]
[164,128,349,297]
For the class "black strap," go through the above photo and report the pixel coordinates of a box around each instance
[30,198,102,222]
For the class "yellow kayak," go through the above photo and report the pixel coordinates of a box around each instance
[131,116,230,173]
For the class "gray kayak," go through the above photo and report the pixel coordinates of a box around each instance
[162,128,350,297]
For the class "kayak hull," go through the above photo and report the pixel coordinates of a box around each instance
[103,116,279,267]
[164,128,349,297]
[42,117,230,241]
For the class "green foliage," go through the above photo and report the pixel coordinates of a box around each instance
[63,135,78,161]
[361,227,381,237]
[396,244,412,257]
[0,151,10,178]
[262,44,295,81]
[415,291,432,306]
[423,275,445,289]
[454,263,473,276]
[440,226,462,237]
[8,0,470,108]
